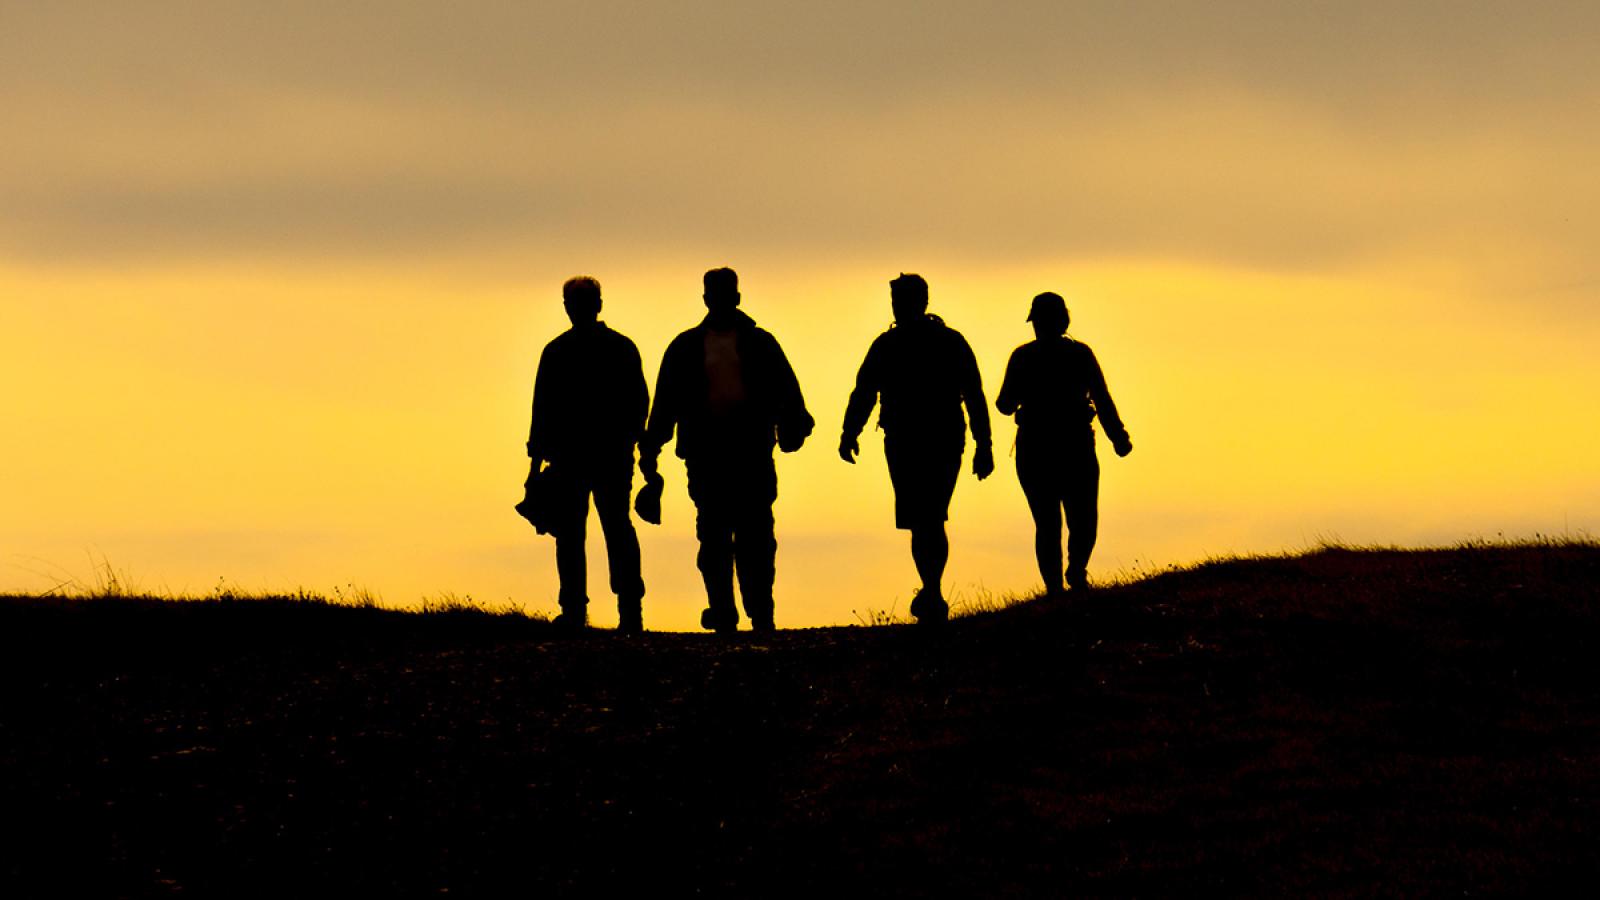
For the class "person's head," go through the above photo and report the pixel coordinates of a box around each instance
[1027,291,1069,338]
[889,273,929,323]
[703,267,740,314]
[562,276,602,324]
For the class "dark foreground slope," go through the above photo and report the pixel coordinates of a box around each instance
[3,544,1599,897]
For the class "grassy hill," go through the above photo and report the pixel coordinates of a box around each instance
[3,542,1599,897]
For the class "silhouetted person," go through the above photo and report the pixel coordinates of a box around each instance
[995,292,1132,594]
[639,267,813,633]
[526,276,649,632]
[841,274,993,624]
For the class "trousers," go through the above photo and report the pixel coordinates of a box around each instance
[685,452,779,626]
[1016,433,1101,587]
[546,457,644,617]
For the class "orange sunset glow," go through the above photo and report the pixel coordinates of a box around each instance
[4,2,1597,630]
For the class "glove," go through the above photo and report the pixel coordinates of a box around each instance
[973,443,995,481]
[839,434,859,464]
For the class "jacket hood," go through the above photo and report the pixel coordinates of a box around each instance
[893,312,945,329]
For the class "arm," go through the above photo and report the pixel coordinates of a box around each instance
[1085,347,1132,456]
[769,333,814,453]
[995,348,1022,417]
[526,345,554,462]
[625,339,649,447]
[839,339,883,462]
[638,340,679,477]
[957,335,994,479]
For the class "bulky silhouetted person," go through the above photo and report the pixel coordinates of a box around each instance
[526,276,649,632]
[995,292,1132,594]
[639,268,813,633]
[841,274,993,624]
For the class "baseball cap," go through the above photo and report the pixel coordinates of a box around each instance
[1026,292,1067,322]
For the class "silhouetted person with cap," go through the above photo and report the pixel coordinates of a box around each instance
[996,292,1132,594]
[639,267,813,633]
[526,276,649,632]
[841,274,993,624]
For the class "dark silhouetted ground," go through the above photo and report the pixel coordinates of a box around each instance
[4,543,1599,897]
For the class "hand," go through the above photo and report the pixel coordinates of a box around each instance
[839,434,859,464]
[778,417,813,454]
[973,443,995,481]
[1113,437,1133,458]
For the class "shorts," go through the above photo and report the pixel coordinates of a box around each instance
[883,433,962,530]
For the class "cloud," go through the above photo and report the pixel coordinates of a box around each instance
[2,1,1597,281]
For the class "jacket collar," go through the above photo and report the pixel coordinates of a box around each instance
[698,309,757,332]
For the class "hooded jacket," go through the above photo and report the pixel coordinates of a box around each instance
[841,313,992,452]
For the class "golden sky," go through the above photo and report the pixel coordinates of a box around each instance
[3,2,1597,628]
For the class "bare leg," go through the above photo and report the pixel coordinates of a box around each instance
[909,525,949,597]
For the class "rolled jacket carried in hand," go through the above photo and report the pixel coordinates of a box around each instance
[635,472,664,526]
[514,464,555,535]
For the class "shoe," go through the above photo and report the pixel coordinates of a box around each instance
[552,611,588,633]
[617,597,644,635]
[910,587,948,625]
[1066,570,1091,592]
[750,618,775,634]
[700,607,738,633]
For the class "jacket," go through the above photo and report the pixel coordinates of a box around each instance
[995,336,1129,448]
[841,314,992,451]
[526,322,648,465]
[640,310,813,461]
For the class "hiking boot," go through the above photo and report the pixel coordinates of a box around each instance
[617,597,643,635]
[700,607,738,634]
[910,587,948,625]
[552,611,588,634]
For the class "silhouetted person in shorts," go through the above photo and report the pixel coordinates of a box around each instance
[639,268,813,633]
[841,274,994,624]
[995,292,1132,594]
[526,276,649,632]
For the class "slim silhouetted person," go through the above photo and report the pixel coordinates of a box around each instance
[841,274,994,624]
[995,292,1132,594]
[639,267,813,633]
[526,276,649,632]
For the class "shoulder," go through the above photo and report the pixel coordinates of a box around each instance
[542,330,576,356]
[600,325,641,355]
[665,327,702,352]
[938,321,975,353]
[744,323,784,353]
